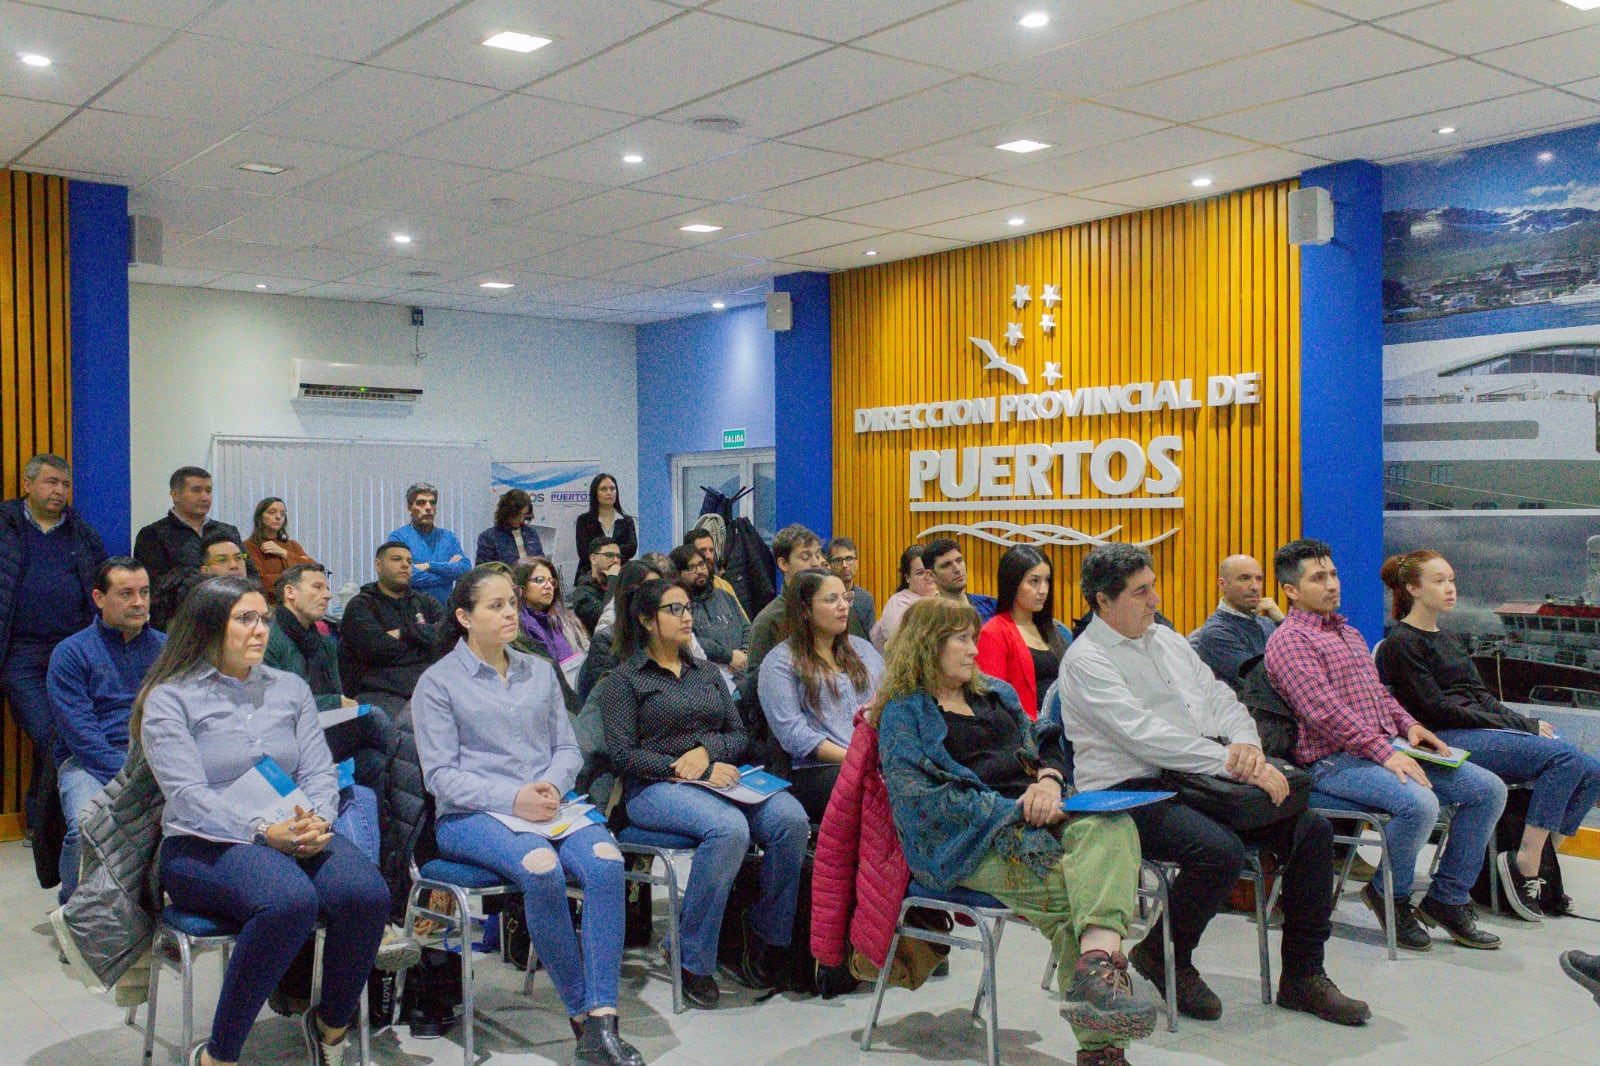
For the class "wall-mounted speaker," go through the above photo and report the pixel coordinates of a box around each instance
[129,214,164,266]
[766,291,792,331]
[1287,186,1334,246]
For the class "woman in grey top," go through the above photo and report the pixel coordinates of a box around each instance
[411,566,642,1066]
[139,577,388,1066]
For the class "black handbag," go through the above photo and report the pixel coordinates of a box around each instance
[1159,758,1310,832]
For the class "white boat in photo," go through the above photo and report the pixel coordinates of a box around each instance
[1553,280,1600,305]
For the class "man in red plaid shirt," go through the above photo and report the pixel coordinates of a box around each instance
[1264,538,1505,953]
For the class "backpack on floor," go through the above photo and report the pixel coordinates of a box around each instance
[717,838,822,996]
[1470,785,1566,915]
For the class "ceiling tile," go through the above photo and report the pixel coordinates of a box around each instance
[394,288,499,309]
[316,213,488,256]
[594,286,727,312]
[1302,0,1433,17]
[369,0,682,91]
[293,154,500,211]
[424,171,611,223]
[297,281,408,302]
[529,10,828,115]
[521,118,758,187]
[164,236,294,272]
[742,161,958,215]
[96,33,347,127]
[128,181,272,237]
[0,2,173,106]
[888,104,1170,178]
[253,68,502,151]
[0,95,74,163]
[526,188,716,236]
[997,125,1260,195]
[399,92,636,170]
[1199,59,1538,144]
[633,141,859,200]
[706,217,887,260]
[827,178,1043,229]
[532,278,651,305]
[1097,25,1450,125]
[129,263,230,286]
[779,231,964,270]
[186,0,457,61]
[159,134,372,194]
[1078,147,1329,208]
[205,273,320,294]
[342,258,481,289]
[1479,23,1600,87]
[858,0,1196,76]
[678,265,775,294]
[425,267,579,296]
[1378,0,1597,56]
[706,0,949,42]
[782,77,1066,158]
[515,237,674,277]
[242,247,388,282]
[1566,76,1600,103]
[912,196,1122,242]
[660,48,952,139]
[23,1,218,28]
[647,202,806,243]
[19,107,234,184]
[606,247,764,286]
[420,226,585,268]
[987,0,1351,100]
[1289,87,1600,161]
[208,198,390,247]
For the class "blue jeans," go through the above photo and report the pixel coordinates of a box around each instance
[623,781,809,976]
[333,785,381,864]
[436,814,625,1016]
[1437,728,1600,838]
[1310,751,1506,904]
[2,639,59,831]
[160,833,389,1063]
[57,757,107,902]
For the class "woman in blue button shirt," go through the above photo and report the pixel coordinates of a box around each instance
[411,566,642,1066]
[138,576,388,1066]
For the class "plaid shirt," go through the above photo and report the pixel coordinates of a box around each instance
[1264,607,1418,766]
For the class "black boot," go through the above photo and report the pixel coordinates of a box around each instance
[574,1014,645,1066]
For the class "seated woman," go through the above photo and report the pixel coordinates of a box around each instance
[757,569,884,821]
[512,556,590,694]
[244,497,316,604]
[870,542,939,652]
[579,559,664,702]
[1377,550,1600,920]
[977,545,1071,719]
[874,598,1156,1066]
[476,489,546,567]
[138,576,388,1066]
[597,578,810,1009]
[411,566,642,1066]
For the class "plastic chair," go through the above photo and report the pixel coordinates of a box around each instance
[861,883,1015,1066]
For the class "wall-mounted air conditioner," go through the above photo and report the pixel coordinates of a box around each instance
[291,359,423,403]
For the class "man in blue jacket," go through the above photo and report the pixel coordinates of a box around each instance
[47,558,164,901]
[0,454,107,837]
[387,482,469,603]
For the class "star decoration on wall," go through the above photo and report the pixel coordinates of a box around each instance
[1004,321,1025,347]
[1042,362,1062,385]
[1011,284,1031,310]
[1041,284,1061,308]
[1039,312,1056,334]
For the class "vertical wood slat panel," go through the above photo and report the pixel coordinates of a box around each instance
[831,181,1301,633]
[0,169,74,838]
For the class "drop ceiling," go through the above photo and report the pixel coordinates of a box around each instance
[5,0,1600,323]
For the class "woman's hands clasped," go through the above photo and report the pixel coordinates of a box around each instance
[263,805,332,858]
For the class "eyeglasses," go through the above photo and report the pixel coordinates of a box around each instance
[829,555,858,566]
[526,575,553,587]
[595,550,622,560]
[657,602,692,618]
[207,552,249,565]
[230,610,269,628]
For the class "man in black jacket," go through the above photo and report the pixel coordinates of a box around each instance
[132,466,249,587]
[338,541,443,706]
[572,535,621,634]
[0,454,107,839]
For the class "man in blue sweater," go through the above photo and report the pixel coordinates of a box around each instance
[47,558,164,901]
[1191,554,1284,692]
[387,482,469,603]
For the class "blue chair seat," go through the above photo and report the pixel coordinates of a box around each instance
[907,882,1006,911]
[1308,792,1382,815]
[617,825,699,851]
[418,858,510,890]
[161,906,240,939]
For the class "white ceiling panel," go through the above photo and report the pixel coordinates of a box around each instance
[659,48,952,139]
[420,226,584,267]
[186,0,456,61]
[1479,23,1600,88]
[677,264,775,294]
[998,125,1260,195]
[159,135,372,194]
[128,181,271,239]
[706,0,950,43]
[520,118,758,187]
[526,188,716,237]
[1199,59,1538,144]
[783,77,1066,158]
[706,217,887,260]
[513,237,675,278]
[1303,0,1433,18]
[0,95,74,163]
[129,264,230,286]
[209,198,390,247]
[293,154,499,211]
[528,11,828,115]
[828,179,1044,229]
[888,104,1170,178]
[1565,77,1600,103]
[205,273,320,294]
[1290,87,1600,162]
[19,107,233,184]
[1378,0,1596,56]
[913,195,1123,242]
[593,286,727,312]
[606,248,765,287]
[241,247,388,283]
[1097,25,1450,125]
[252,68,501,151]
[531,278,651,305]
[424,171,610,224]
[0,2,173,106]
[648,202,806,243]
[95,34,347,127]
[369,0,683,91]
[425,268,578,297]
[633,141,859,200]
[399,92,635,171]
[1079,146,1330,207]
[395,288,498,310]
[164,237,293,273]
[297,281,408,302]
[779,230,965,270]
[316,213,489,256]
[23,1,219,29]
[342,258,482,289]
[989,0,1352,100]
[742,162,959,215]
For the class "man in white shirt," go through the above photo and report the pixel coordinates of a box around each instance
[1061,543,1366,1028]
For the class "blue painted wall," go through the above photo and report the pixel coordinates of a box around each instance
[773,272,832,542]
[67,180,131,554]
[635,304,774,553]
[1299,161,1385,641]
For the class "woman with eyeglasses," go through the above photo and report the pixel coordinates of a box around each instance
[138,577,389,1066]
[870,542,940,653]
[512,557,590,691]
[244,497,317,604]
[574,474,638,574]
[757,569,883,821]
[598,578,810,1009]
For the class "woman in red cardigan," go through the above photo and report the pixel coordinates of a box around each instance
[976,545,1070,719]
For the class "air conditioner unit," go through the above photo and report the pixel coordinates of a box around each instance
[291,359,423,403]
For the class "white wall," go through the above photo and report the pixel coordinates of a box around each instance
[129,284,638,539]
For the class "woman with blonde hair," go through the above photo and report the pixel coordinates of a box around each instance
[874,597,1155,1066]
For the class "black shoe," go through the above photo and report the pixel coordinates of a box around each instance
[1560,950,1600,1002]
[574,1014,645,1066]
[1128,936,1220,1020]
[1497,851,1545,922]
[730,917,777,991]
[1361,884,1431,951]
[681,969,720,1010]
[1416,895,1501,949]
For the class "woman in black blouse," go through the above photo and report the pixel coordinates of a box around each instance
[574,474,637,572]
[1376,549,1600,920]
[597,578,808,1010]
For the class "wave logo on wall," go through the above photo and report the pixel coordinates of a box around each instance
[916,520,1181,550]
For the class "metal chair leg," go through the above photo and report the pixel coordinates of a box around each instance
[662,855,685,1015]
[178,934,195,1058]
[979,917,1001,1066]
[1251,865,1272,1004]
[972,916,1007,1020]
[449,885,475,1066]
[860,919,905,1052]
[142,934,162,1062]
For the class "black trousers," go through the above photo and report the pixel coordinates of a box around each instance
[788,764,841,825]
[1120,779,1334,981]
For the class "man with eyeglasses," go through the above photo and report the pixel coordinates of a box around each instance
[387,483,469,605]
[133,465,252,588]
[826,536,875,641]
[685,527,747,618]
[573,535,624,635]
[670,544,750,677]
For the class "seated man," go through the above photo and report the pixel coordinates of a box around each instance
[686,526,746,617]
[150,530,252,631]
[1264,537,1506,952]
[1061,543,1367,1026]
[1192,554,1284,692]
[337,541,444,708]
[47,559,164,901]
[572,535,622,635]
[747,525,829,674]
[826,536,875,641]
[923,538,998,625]
[670,543,749,677]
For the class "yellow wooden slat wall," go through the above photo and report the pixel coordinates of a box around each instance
[0,170,73,839]
[832,181,1300,633]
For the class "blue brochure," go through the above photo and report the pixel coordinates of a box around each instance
[1062,790,1175,813]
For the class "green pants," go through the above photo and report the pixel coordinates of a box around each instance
[958,813,1141,1051]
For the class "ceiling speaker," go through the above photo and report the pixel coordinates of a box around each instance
[129,214,164,266]
[1287,186,1334,246]
[766,291,792,331]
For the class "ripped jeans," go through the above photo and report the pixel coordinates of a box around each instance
[436,813,625,1015]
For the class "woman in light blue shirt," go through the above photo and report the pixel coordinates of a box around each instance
[757,569,883,821]
[139,577,388,1066]
[411,566,641,1066]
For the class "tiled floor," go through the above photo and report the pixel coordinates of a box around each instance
[7,839,1600,1065]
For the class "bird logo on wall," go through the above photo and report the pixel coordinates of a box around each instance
[971,280,1069,387]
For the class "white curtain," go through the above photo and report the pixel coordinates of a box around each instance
[211,435,493,602]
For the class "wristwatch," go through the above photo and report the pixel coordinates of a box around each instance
[251,820,270,847]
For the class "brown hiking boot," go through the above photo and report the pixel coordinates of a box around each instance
[1128,936,1221,1020]
[1077,1048,1130,1065]
[1276,973,1371,1026]
[1061,950,1158,1040]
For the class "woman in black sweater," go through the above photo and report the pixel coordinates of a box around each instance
[574,474,637,572]
[1375,549,1600,921]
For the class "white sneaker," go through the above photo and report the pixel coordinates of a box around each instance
[375,924,421,972]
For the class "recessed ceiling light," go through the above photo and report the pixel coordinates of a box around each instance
[407,269,440,279]
[1018,12,1051,28]
[17,53,51,67]
[392,234,413,244]
[689,115,744,133]
[622,153,644,164]
[679,223,722,233]
[1007,217,1026,226]
[254,283,267,289]
[1190,176,1214,187]
[480,281,515,289]
[1436,126,1456,135]
[1538,151,1555,162]
[996,139,1050,154]
[711,301,727,310]
[236,162,288,175]
[482,31,552,53]
[864,250,879,256]
[1557,0,1600,10]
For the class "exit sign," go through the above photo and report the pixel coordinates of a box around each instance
[722,428,746,450]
